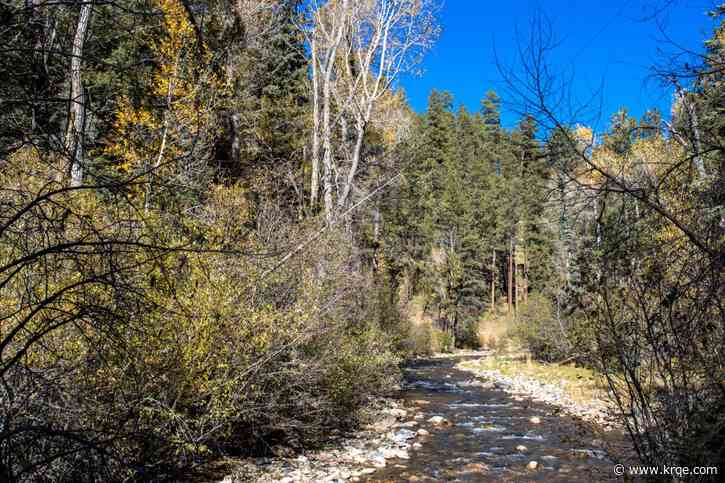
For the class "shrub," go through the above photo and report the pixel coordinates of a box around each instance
[0,178,403,481]
[455,318,481,349]
[511,293,594,362]
[403,320,434,356]
[431,328,455,353]
[478,310,514,352]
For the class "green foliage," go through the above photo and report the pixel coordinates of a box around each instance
[387,90,555,349]
[0,2,406,480]
[511,293,580,362]
[431,328,455,353]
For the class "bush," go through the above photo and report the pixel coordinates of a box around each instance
[402,320,436,356]
[511,293,591,362]
[478,310,514,352]
[0,178,403,481]
[455,318,481,349]
[431,328,455,353]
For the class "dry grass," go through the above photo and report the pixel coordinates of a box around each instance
[476,308,514,351]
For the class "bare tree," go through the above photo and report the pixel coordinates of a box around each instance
[306,0,439,220]
[499,10,724,473]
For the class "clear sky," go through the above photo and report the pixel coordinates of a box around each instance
[399,0,718,130]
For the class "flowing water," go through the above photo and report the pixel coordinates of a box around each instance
[363,355,626,482]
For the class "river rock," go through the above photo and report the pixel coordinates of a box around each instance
[392,429,416,444]
[397,420,418,428]
[527,460,539,470]
[370,452,386,468]
[388,408,408,419]
[382,447,409,459]
[370,415,397,433]
[530,416,541,424]
[516,445,528,452]
[417,428,430,436]
[427,415,451,426]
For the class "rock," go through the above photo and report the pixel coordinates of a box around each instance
[398,420,418,428]
[527,461,539,470]
[382,447,409,459]
[370,415,397,433]
[350,478,361,482]
[412,442,422,450]
[388,408,408,419]
[463,462,488,473]
[411,400,430,406]
[427,416,450,426]
[414,413,424,420]
[516,445,528,452]
[530,416,541,424]
[392,429,416,444]
[370,452,386,468]
[278,478,294,483]
[417,428,430,436]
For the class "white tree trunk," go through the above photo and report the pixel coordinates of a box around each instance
[65,2,92,187]
[310,37,321,209]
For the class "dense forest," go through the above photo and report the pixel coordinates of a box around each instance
[0,0,723,481]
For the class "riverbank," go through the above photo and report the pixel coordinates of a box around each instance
[216,397,431,482]
[457,351,620,430]
[220,351,634,482]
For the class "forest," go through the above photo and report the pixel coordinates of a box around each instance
[0,0,722,481]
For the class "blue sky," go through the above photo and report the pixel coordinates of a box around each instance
[399,0,718,130]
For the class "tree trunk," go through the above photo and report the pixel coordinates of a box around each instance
[65,2,92,187]
[338,111,368,210]
[310,36,321,209]
[514,244,519,306]
[318,0,348,222]
[490,248,496,310]
[523,254,528,303]
[507,238,513,314]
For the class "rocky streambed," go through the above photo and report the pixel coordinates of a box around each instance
[224,353,631,482]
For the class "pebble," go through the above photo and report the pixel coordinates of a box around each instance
[530,416,541,424]
[427,415,450,425]
[516,445,528,452]
[527,460,539,470]
[382,448,409,459]
[398,420,418,428]
[388,408,408,419]
[417,429,430,436]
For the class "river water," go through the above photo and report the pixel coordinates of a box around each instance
[363,355,626,482]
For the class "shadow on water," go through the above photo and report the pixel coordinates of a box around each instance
[364,355,626,482]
